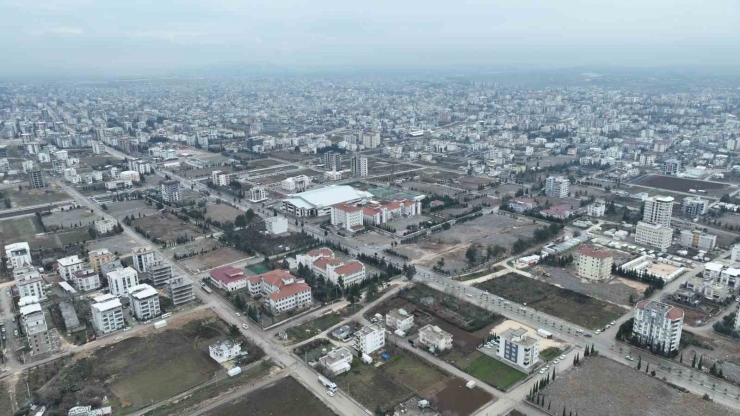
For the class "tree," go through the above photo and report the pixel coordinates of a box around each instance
[405,265,416,279]
[101,203,108,211]
[692,353,697,369]
[465,245,477,264]
[645,363,650,373]
[234,215,247,228]
[228,324,240,339]
[88,227,97,239]
[698,355,704,370]
[637,356,642,371]
[246,208,255,222]
[437,258,445,268]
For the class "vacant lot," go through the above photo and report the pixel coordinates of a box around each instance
[205,203,244,224]
[431,378,494,416]
[537,265,641,307]
[337,361,413,413]
[405,182,462,197]
[3,187,72,208]
[106,199,160,220]
[543,356,740,416]
[179,247,248,272]
[207,376,336,416]
[455,351,526,391]
[540,347,564,361]
[244,158,284,171]
[399,284,503,332]
[396,214,539,271]
[475,274,626,330]
[0,216,43,246]
[382,351,452,397]
[633,175,729,197]
[286,312,344,344]
[87,233,140,256]
[132,212,204,243]
[38,313,247,413]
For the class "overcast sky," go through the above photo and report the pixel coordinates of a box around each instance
[1,0,738,78]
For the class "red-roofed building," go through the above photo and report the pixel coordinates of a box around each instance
[633,300,683,353]
[327,260,366,286]
[362,199,421,226]
[312,257,344,278]
[541,204,573,220]
[331,203,364,232]
[296,248,334,269]
[245,269,312,313]
[576,246,614,281]
[209,266,248,292]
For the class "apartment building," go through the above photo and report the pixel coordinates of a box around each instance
[209,340,242,363]
[94,218,117,234]
[545,176,569,198]
[57,255,84,281]
[91,294,125,334]
[88,248,114,274]
[5,242,32,269]
[14,266,45,300]
[28,169,45,189]
[128,284,161,321]
[160,179,181,203]
[635,221,674,251]
[132,246,157,272]
[385,309,414,333]
[417,324,453,352]
[331,203,364,232]
[265,216,288,234]
[72,266,102,292]
[586,201,606,217]
[633,300,684,353]
[108,267,139,297]
[355,325,385,354]
[351,155,368,177]
[249,187,268,202]
[211,170,229,186]
[681,196,708,217]
[496,327,539,370]
[324,152,341,171]
[576,246,614,281]
[664,158,681,175]
[643,196,674,226]
[246,269,312,313]
[679,230,717,251]
[146,258,174,287]
[20,297,52,355]
[167,276,195,306]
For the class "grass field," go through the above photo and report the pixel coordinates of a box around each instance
[400,284,503,332]
[3,188,72,208]
[381,352,451,396]
[540,347,563,361]
[457,351,526,391]
[0,216,43,246]
[475,274,626,330]
[286,313,344,344]
[209,376,336,416]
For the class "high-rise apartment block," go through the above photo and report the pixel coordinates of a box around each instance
[636,196,674,250]
[633,300,683,353]
[324,152,341,171]
[545,176,569,198]
[351,155,368,177]
[28,169,45,189]
[160,179,180,203]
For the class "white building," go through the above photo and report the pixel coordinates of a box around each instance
[265,216,288,234]
[209,340,242,363]
[128,158,152,175]
[327,260,366,286]
[576,246,614,281]
[249,187,268,202]
[119,170,141,183]
[545,176,569,198]
[91,294,125,334]
[633,300,683,353]
[5,242,32,269]
[211,170,229,186]
[14,266,45,300]
[160,179,181,203]
[108,267,140,297]
[417,324,453,352]
[331,203,364,232]
[57,255,84,281]
[679,230,717,251]
[586,201,606,217]
[664,158,681,175]
[72,266,102,292]
[127,284,160,321]
[635,222,673,250]
[355,324,385,355]
[210,265,249,292]
[643,196,674,227]
[732,244,740,266]
[132,246,157,272]
[282,185,373,217]
[281,175,311,192]
[245,269,312,314]
[94,218,117,235]
[351,155,368,177]
[319,347,353,376]
[385,309,414,333]
[681,197,708,217]
[496,327,540,370]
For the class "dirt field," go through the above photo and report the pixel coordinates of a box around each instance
[179,247,248,272]
[405,182,463,197]
[207,376,336,416]
[38,312,237,413]
[132,212,204,242]
[399,284,504,332]
[382,349,452,397]
[106,199,161,220]
[430,378,493,416]
[41,208,96,230]
[542,356,740,416]
[205,203,244,223]
[87,233,141,256]
[243,158,284,171]
[633,175,730,197]
[337,361,413,412]
[537,265,642,307]
[475,274,627,330]
[396,214,539,271]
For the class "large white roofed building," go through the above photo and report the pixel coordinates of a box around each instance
[281,185,373,217]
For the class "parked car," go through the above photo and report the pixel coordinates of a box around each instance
[326,391,335,397]
[242,324,249,330]
[559,355,566,360]
[610,321,616,325]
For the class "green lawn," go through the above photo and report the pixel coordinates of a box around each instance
[286,313,344,344]
[247,264,270,275]
[459,351,526,391]
[4,188,72,208]
[539,347,563,361]
[0,216,43,244]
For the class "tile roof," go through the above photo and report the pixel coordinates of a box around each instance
[209,265,246,284]
[259,269,294,289]
[313,257,343,271]
[332,260,364,276]
[268,282,311,301]
[578,246,612,259]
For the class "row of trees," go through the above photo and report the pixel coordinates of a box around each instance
[512,222,564,254]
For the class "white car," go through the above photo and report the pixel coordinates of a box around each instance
[576,329,583,333]
[595,330,601,334]
[610,321,616,325]
[235,312,241,317]
[124,327,132,331]
[553,359,560,364]
[327,390,335,397]
[559,355,566,360]
[242,324,249,330]
[539,368,547,374]
[115,336,123,341]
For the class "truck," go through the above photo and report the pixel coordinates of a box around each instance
[228,367,242,377]
[318,375,337,392]
[537,328,553,339]
[361,353,373,364]
[154,320,168,329]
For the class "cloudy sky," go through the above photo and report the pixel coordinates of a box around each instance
[1,0,738,78]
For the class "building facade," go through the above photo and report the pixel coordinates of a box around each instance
[108,267,140,297]
[128,284,161,321]
[6,242,32,269]
[633,300,684,353]
[160,179,181,202]
[496,327,539,370]
[545,176,569,198]
[91,294,125,334]
[355,325,385,355]
[576,246,614,281]
[417,324,453,351]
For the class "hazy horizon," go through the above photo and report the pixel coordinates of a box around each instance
[2,0,739,78]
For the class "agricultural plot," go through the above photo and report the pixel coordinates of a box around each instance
[632,174,729,197]
[430,379,493,416]
[243,158,284,171]
[87,233,141,256]
[542,357,740,416]
[337,361,413,412]
[455,351,526,391]
[179,247,248,272]
[207,376,336,416]
[475,274,626,330]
